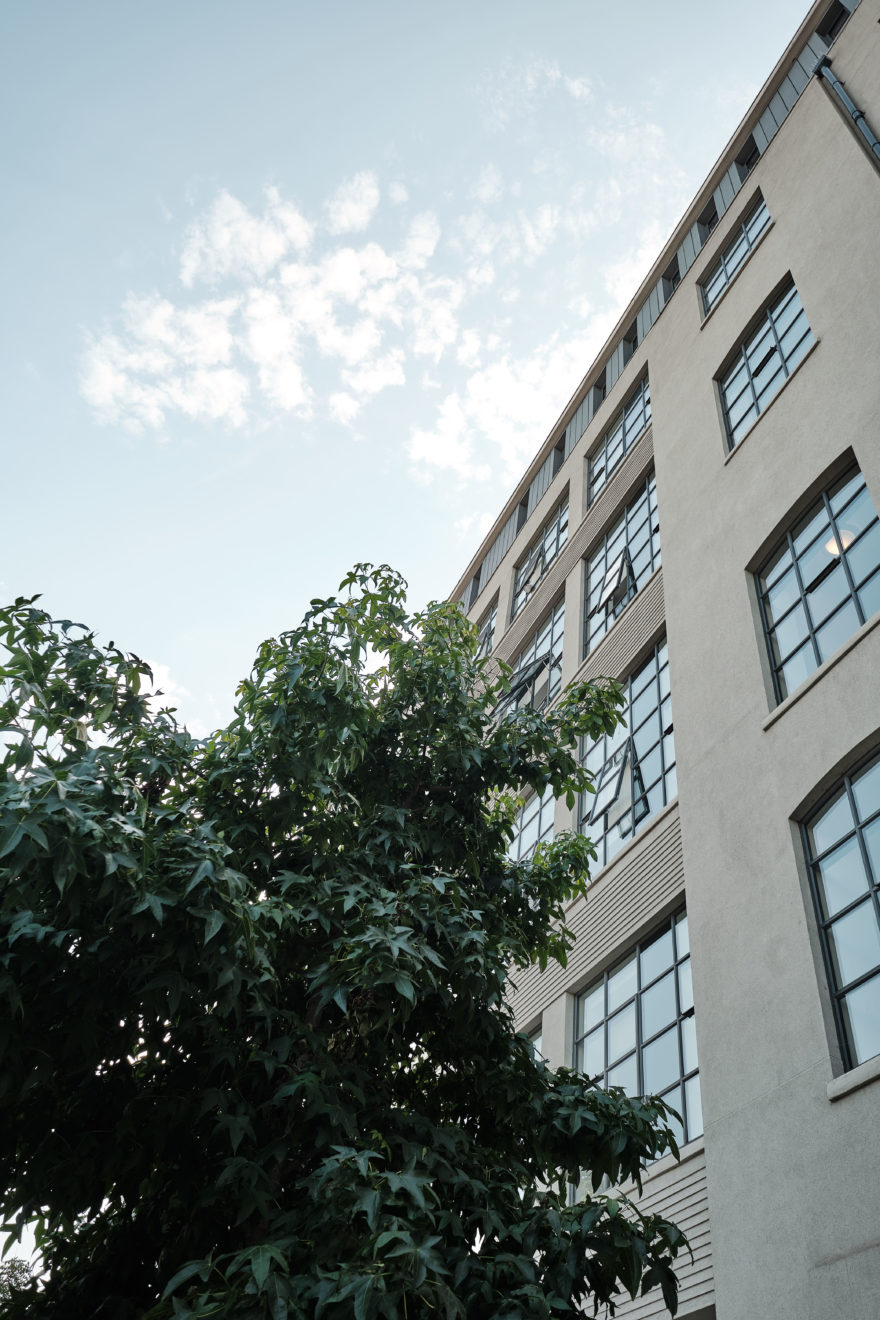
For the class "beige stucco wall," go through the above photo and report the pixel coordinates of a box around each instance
[458,3,880,1317]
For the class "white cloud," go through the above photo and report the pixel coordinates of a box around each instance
[325,171,381,234]
[179,187,313,287]
[471,165,504,205]
[388,181,409,205]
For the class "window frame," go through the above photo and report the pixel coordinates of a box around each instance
[508,783,556,863]
[583,471,662,658]
[755,464,880,704]
[503,597,565,716]
[699,193,772,315]
[573,910,702,1147]
[510,499,569,621]
[578,639,676,870]
[717,278,814,450]
[802,749,880,1072]
[476,600,498,660]
[586,376,652,507]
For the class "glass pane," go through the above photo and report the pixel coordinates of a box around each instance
[834,487,877,546]
[806,563,850,630]
[764,567,800,623]
[582,1027,605,1079]
[830,469,863,515]
[798,531,835,589]
[762,541,792,590]
[779,640,816,697]
[640,928,674,984]
[857,568,880,622]
[579,983,605,1034]
[659,1085,683,1146]
[685,1074,704,1140]
[841,973,880,1066]
[815,598,860,664]
[862,817,880,888]
[676,913,689,957]
[642,971,677,1038]
[793,502,828,555]
[608,1003,637,1063]
[846,521,880,588]
[809,789,854,857]
[681,1015,698,1074]
[607,1053,638,1095]
[828,899,880,987]
[772,600,809,661]
[679,966,693,1021]
[853,757,880,824]
[815,834,869,918]
[643,1025,679,1094]
[607,955,637,1012]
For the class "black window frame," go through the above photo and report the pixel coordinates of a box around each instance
[510,500,569,621]
[476,601,498,660]
[802,749,880,1072]
[584,471,661,657]
[508,783,556,863]
[574,910,702,1148]
[756,465,880,703]
[718,280,813,449]
[700,194,772,314]
[503,597,565,717]
[586,376,652,507]
[578,639,676,870]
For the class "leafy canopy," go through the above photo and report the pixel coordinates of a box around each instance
[0,567,685,1319]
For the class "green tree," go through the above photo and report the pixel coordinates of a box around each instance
[0,1258,33,1301]
[0,568,684,1319]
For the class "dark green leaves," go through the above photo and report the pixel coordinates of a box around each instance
[0,569,684,1319]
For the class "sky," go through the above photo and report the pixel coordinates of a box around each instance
[1,0,811,736]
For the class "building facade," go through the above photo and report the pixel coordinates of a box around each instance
[450,2,880,1316]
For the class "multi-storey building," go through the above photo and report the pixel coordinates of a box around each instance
[450,3,880,1316]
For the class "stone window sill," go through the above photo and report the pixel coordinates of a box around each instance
[828,1052,880,1103]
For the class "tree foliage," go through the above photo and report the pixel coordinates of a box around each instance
[0,1258,33,1301]
[0,567,685,1318]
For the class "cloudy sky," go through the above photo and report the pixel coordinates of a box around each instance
[2,0,809,734]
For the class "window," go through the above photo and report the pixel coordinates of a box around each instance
[757,466,880,701]
[579,641,676,870]
[504,599,565,715]
[476,602,497,659]
[701,196,771,313]
[575,912,701,1147]
[719,282,813,448]
[510,501,569,620]
[587,377,652,506]
[584,473,661,656]
[804,751,880,1070]
[508,784,555,862]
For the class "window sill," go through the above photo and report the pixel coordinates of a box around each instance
[828,1052,880,1103]
[722,337,820,465]
[762,609,880,732]
[698,218,775,330]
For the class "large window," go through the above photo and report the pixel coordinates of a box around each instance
[505,598,565,715]
[584,473,661,656]
[508,784,555,862]
[804,751,880,1070]
[476,602,497,659]
[579,641,676,870]
[510,501,569,621]
[575,912,701,1147]
[719,282,813,448]
[587,377,651,506]
[757,467,880,702]
[701,196,771,313]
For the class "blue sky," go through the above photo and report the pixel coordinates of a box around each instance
[2,0,809,734]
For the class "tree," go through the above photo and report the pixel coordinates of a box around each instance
[0,567,685,1319]
[0,1258,33,1301]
